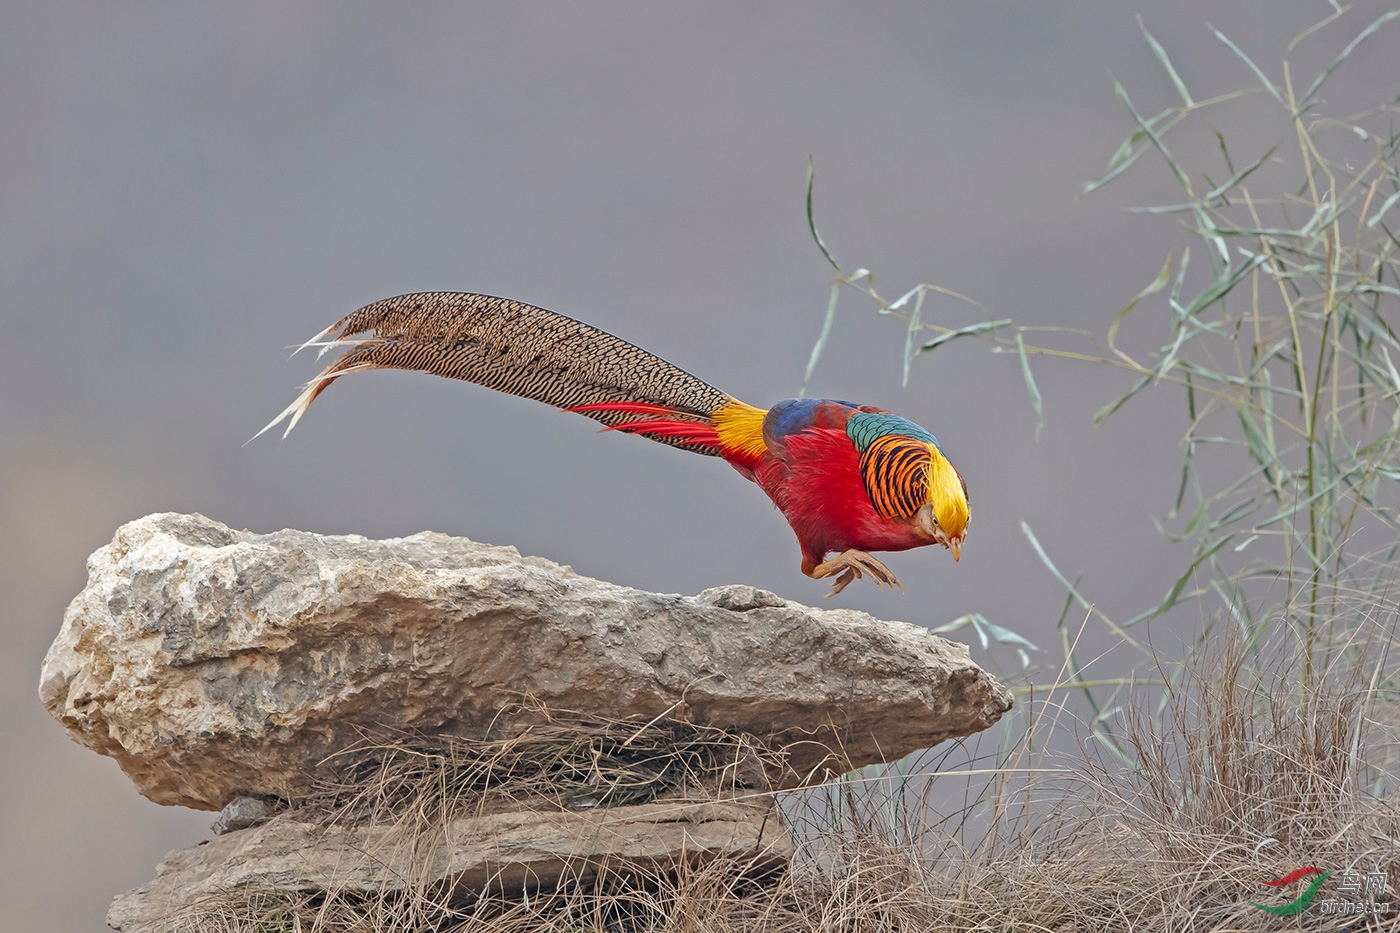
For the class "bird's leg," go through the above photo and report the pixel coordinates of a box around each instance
[809,549,903,598]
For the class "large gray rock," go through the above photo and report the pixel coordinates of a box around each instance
[41,513,1012,809]
[107,797,790,932]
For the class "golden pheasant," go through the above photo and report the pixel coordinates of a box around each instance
[258,292,969,596]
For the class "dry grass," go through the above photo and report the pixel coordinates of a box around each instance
[150,615,1400,933]
[301,702,787,824]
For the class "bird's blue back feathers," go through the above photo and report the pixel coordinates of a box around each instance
[766,399,945,456]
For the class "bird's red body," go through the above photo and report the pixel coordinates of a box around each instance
[741,412,937,575]
[582,395,966,583]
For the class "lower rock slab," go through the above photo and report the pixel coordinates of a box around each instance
[108,797,790,931]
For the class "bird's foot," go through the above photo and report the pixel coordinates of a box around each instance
[810,550,902,598]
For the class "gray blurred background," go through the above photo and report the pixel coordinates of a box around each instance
[3,3,1396,929]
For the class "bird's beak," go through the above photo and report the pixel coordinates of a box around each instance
[951,540,962,562]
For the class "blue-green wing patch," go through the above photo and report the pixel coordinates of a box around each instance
[846,411,938,452]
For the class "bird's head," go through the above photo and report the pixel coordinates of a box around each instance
[913,445,969,561]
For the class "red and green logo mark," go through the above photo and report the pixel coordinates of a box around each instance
[1249,867,1332,916]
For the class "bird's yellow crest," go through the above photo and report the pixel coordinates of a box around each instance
[926,445,969,539]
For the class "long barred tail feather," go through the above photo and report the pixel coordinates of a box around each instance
[255,292,733,453]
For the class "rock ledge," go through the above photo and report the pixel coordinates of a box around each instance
[42,513,1013,810]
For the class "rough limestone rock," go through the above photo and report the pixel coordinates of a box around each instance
[41,513,1012,810]
[107,797,789,931]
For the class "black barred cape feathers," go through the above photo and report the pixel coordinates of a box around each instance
[256,292,732,455]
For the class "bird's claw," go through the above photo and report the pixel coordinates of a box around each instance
[811,550,903,598]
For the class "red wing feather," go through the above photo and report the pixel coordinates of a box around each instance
[566,401,721,451]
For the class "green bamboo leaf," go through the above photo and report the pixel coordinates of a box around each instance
[1210,496,1258,530]
[805,161,839,272]
[931,613,991,649]
[1105,132,1142,173]
[1177,360,1253,389]
[1214,225,1329,239]
[1238,409,1276,473]
[1297,197,1350,237]
[1138,16,1193,106]
[884,285,924,313]
[1081,110,1188,196]
[978,619,1040,652]
[1149,534,1234,620]
[1060,634,1098,716]
[1082,136,1151,196]
[801,281,840,395]
[1114,78,1192,193]
[1368,190,1400,228]
[1127,203,1200,214]
[916,318,1011,353]
[1194,204,1229,268]
[1382,346,1400,395]
[1212,28,1282,104]
[901,287,927,387]
[1209,579,1252,631]
[1377,218,1400,253]
[1179,495,1206,537]
[1021,521,1095,617]
[1254,478,1345,530]
[1205,144,1278,201]
[1016,332,1044,439]
[800,161,841,394]
[1156,321,1192,378]
[1170,454,1192,517]
[1214,128,1236,175]
[1345,308,1400,357]
[936,613,1039,657]
[1170,246,1191,307]
[1108,254,1172,351]
[1094,374,1153,424]
[1182,252,1267,317]
[1151,512,1189,544]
